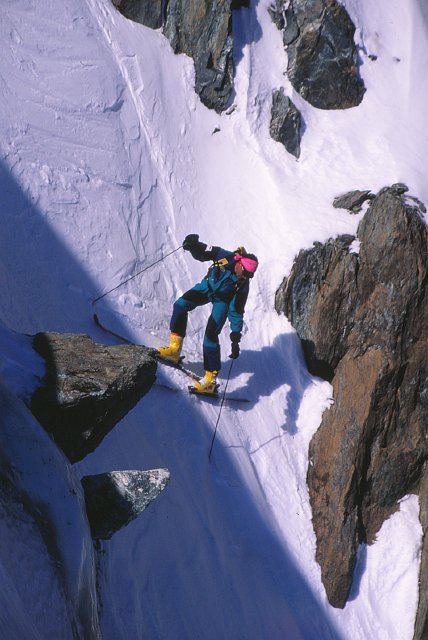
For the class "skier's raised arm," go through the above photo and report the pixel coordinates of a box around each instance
[182,234,221,262]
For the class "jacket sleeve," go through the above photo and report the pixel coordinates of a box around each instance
[227,283,249,334]
[188,241,221,262]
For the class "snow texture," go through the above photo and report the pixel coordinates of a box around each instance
[0,0,426,637]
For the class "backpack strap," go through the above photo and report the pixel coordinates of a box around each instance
[212,257,230,269]
[207,256,233,277]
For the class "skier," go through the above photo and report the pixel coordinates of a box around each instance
[158,234,259,394]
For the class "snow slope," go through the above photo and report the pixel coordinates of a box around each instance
[1,0,426,637]
[0,381,100,639]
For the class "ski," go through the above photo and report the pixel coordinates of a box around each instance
[157,355,202,383]
[92,314,248,400]
[93,313,202,382]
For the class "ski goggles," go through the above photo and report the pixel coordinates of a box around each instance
[234,254,258,275]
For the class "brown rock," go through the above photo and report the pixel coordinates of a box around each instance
[275,234,358,380]
[308,348,387,607]
[276,186,428,608]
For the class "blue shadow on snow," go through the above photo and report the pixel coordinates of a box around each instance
[0,160,344,639]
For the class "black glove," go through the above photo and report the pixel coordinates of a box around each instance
[182,234,199,251]
[229,342,240,359]
[229,331,241,359]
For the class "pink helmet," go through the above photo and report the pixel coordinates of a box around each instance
[234,253,258,275]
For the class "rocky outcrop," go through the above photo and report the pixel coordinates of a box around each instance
[270,88,303,158]
[31,332,157,463]
[268,0,287,31]
[273,0,365,109]
[113,0,250,112]
[275,185,427,608]
[165,0,248,112]
[82,469,170,539]
[112,0,163,29]
[276,232,357,381]
[332,189,374,213]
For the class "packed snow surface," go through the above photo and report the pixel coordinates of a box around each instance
[1,0,426,638]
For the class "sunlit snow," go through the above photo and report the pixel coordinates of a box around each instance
[0,0,426,638]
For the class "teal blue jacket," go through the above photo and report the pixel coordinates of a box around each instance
[188,243,250,335]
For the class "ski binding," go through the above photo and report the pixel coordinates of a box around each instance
[188,384,220,398]
[188,385,250,403]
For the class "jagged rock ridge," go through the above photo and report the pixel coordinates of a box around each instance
[31,332,157,463]
[275,185,427,610]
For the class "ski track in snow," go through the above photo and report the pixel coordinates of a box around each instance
[0,0,426,638]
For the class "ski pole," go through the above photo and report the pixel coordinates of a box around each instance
[208,359,234,462]
[92,245,182,305]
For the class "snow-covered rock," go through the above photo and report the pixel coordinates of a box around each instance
[82,469,170,539]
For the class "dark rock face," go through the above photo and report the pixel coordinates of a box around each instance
[270,88,303,158]
[276,187,427,608]
[333,189,374,213]
[113,0,164,29]
[163,0,237,113]
[283,0,365,109]
[276,233,357,381]
[82,469,170,539]
[31,332,157,463]
[113,0,249,112]
[268,0,286,30]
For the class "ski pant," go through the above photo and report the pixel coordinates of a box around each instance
[170,282,229,372]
